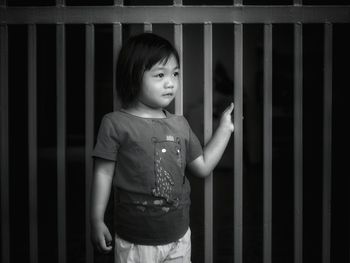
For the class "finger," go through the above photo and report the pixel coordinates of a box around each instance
[105,239,113,248]
[104,231,113,249]
[102,246,113,253]
[105,231,113,244]
[96,235,109,251]
[224,102,234,114]
[99,240,113,253]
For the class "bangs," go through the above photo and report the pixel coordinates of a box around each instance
[144,47,179,71]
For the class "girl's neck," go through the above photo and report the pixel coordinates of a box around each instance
[122,102,166,119]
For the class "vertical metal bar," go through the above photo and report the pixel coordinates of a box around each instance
[203,22,213,263]
[234,23,243,263]
[173,0,182,5]
[174,23,183,115]
[114,0,123,5]
[144,23,152,33]
[56,23,66,263]
[263,23,273,263]
[56,0,65,6]
[294,0,303,6]
[113,23,122,111]
[56,22,65,263]
[85,24,95,263]
[28,24,38,263]
[0,24,10,263]
[322,22,332,263]
[294,22,303,263]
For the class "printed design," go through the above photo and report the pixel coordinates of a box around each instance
[151,136,183,207]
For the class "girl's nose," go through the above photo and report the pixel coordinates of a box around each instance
[165,79,174,89]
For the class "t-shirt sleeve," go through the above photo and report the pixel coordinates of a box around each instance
[92,115,119,161]
[185,119,203,164]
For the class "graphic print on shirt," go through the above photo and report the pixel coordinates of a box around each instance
[151,135,183,207]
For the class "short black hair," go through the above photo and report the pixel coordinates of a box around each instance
[115,33,180,107]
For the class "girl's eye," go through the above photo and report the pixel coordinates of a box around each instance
[173,72,180,77]
[155,73,164,78]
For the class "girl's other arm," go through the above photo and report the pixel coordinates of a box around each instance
[188,103,234,178]
[90,158,115,253]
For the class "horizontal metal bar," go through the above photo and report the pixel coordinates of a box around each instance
[1,6,350,24]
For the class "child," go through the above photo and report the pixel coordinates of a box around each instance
[90,32,234,263]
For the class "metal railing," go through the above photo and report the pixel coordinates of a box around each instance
[1,1,349,263]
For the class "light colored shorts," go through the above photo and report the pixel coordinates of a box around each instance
[114,228,191,263]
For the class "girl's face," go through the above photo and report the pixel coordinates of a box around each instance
[138,55,179,110]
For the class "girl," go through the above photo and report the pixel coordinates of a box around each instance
[90,32,234,262]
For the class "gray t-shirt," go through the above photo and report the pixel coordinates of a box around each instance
[92,109,203,245]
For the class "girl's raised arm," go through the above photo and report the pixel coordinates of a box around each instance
[188,103,234,178]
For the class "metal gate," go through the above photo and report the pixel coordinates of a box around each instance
[1,1,349,263]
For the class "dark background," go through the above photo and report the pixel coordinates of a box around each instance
[2,0,349,262]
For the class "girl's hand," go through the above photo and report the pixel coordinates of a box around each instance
[91,221,113,253]
[220,102,234,133]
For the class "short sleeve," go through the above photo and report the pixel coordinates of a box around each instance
[185,120,203,164]
[92,116,119,161]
